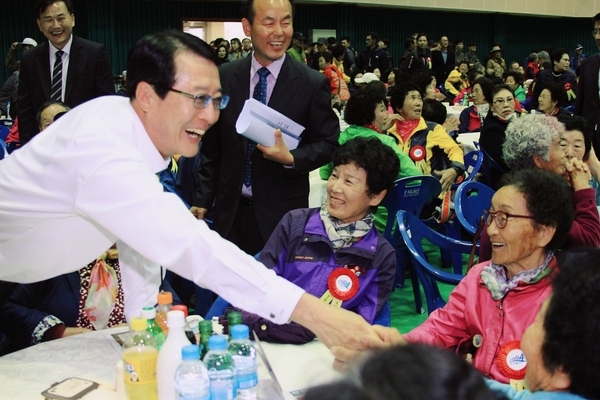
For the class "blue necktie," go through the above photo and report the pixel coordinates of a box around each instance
[243,67,270,189]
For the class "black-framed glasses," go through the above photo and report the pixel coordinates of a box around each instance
[169,88,229,110]
[483,210,535,229]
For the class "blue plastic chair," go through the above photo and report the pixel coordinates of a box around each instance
[0,140,7,160]
[397,210,475,315]
[480,148,507,189]
[205,295,392,327]
[0,120,12,142]
[462,150,484,183]
[454,181,495,235]
[379,175,441,313]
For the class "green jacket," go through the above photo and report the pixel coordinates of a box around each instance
[319,125,421,232]
[286,46,306,64]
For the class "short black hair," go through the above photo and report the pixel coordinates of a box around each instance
[541,81,567,106]
[499,168,574,251]
[304,381,373,400]
[317,51,333,64]
[453,38,463,46]
[594,12,600,22]
[36,100,70,128]
[472,77,493,102]
[126,30,218,100]
[35,0,74,17]
[503,71,523,85]
[367,32,379,42]
[360,344,497,400]
[404,37,415,50]
[467,68,483,85]
[409,70,434,97]
[544,249,600,399]
[242,0,295,24]
[344,88,386,126]
[550,47,569,64]
[457,60,470,70]
[557,114,590,159]
[390,81,422,112]
[422,98,447,125]
[340,36,350,43]
[332,137,400,196]
[331,44,346,59]
[491,83,512,100]
[380,37,390,47]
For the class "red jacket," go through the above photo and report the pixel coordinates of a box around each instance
[404,258,555,383]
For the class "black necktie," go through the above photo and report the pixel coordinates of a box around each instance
[51,50,64,101]
[243,67,271,189]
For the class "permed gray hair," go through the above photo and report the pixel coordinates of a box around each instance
[502,113,564,170]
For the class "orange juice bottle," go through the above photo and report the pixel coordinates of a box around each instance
[155,291,172,334]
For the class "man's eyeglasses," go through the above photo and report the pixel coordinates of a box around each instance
[493,97,514,106]
[169,88,229,110]
[483,210,535,229]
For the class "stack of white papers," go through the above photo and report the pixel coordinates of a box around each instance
[236,98,304,150]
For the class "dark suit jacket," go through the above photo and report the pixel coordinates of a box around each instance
[431,50,455,86]
[17,35,114,144]
[195,56,340,243]
[575,54,600,153]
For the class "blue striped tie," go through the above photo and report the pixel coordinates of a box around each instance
[243,67,270,189]
[50,50,64,101]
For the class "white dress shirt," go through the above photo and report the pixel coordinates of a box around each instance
[0,96,304,322]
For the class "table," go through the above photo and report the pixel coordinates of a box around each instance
[457,132,480,154]
[309,169,327,208]
[444,102,468,118]
[0,327,342,400]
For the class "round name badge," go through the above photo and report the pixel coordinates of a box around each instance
[409,145,426,162]
[497,340,527,380]
[327,268,359,301]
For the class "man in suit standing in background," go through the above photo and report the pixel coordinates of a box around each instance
[431,35,455,87]
[575,12,600,155]
[17,0,114,145]
[192,0,339,255]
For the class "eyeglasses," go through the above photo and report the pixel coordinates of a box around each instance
[493,97,514,105]
[593,29,600,36]
[168,88,229,110]
[483,210,535,229]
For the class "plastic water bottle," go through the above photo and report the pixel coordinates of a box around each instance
[142,306,166,350]
[228,325,258,400]
[157,310,192,400]
[174,345,210,400]
[156,290,172,334]
[204,335,236,400]
[122,317,158,400]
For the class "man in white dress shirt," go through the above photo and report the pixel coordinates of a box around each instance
[0,30,388,354]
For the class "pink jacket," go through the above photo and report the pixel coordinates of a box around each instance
[404,257,555,383]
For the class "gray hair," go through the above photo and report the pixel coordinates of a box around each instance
[502,113,564,170]
[537,50,550,61]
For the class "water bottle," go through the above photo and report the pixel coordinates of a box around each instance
[142,306,166,349]
[204,335,236,400]
[228,325,258,400]
[156,290,173,334]
[122,317,158,400]
[172,304,197,345]
[157,310,192,400]
[174,345,210,400]
[462,93,469,106]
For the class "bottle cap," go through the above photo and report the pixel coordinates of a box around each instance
[208,335,227,351]
[157,290,173,305]
[130,316,148,331]
[181,344,201,360]
[172,304,188,317]
[230,324,250,340]
[199,319,213,333]
[141,306,156,319]
[167,310,186,328]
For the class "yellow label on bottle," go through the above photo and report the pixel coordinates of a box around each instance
[123,347,158,400]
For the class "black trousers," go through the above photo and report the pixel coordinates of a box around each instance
[226,198,266,256]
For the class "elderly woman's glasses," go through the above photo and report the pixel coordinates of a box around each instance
[169,88,230,110]
[484,210,535,229]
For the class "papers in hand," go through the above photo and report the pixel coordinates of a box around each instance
[236,98,304,150]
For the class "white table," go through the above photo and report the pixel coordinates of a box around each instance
[309,169,328,208]
[0,327,342,400]
[457,132,481,154]
[444,103,469,118]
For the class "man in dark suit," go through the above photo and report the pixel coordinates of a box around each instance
[191,0,339,255]
[17,0,114,144]
[431,35,455,88]
[575,12,600,155]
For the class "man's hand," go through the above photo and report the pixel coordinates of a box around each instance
[257,129,294,166]
[564,158,591,191]
[331,325,406,371]
[433,168,458,192]
[190,206,208,220]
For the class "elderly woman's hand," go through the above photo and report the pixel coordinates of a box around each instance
[564,158,591,191]
[442,116,459,133]
[381,113,404,131]
[433,168,458,192]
